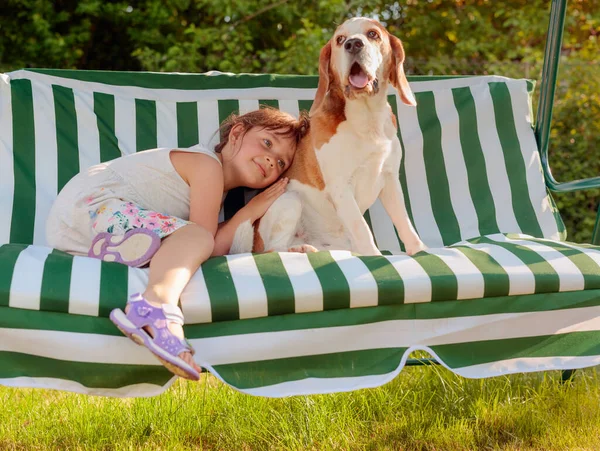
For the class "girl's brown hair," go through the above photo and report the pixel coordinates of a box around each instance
[214,106,310,154]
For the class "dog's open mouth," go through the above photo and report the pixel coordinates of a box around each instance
[348,62,371,89]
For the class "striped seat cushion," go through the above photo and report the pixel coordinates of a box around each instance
[0,69,564,248]
[2,234,600,323]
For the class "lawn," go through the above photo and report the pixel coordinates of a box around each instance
[2,361,600,450]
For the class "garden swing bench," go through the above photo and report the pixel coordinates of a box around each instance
[1,0,599,398]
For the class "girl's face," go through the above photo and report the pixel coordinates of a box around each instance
[228,124,296,189]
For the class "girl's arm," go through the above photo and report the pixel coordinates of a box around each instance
[212,178,289,256]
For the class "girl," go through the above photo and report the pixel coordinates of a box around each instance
[46,107,309,381]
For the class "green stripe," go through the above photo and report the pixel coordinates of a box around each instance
[453,246,510,297]
[548,193,567,240]
[94,92,121,162]
[10,79,35,245]
[508,236,600,291]
[253,253,295,316]
[0,244,26,306]
[98,261,129,317]
[307,252,350,310]
[176,101,199,148]
[0,351,172,388]
[39,249,73,313]
[203,257,239,322]
[412,252,458,301]
[415,91,461,246]
[358,256,405,305]
[431,330,600,369]
[390,94,412,253]
[474,236,560,293]
[489,82,543,238]
[218,99,239,124]
[452,87,499,235]
[259,99,279,109]
[52,85,80,191]
[135,99,157,152]
[298,100,313,113]
[214,347,408,390]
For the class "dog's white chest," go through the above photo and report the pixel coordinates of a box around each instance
[317,121,393,212]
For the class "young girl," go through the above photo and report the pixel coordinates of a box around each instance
[46,107,309,381]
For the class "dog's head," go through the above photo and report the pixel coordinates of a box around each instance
[311,17,416,114]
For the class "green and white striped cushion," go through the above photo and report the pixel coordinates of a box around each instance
[0,69,565,248]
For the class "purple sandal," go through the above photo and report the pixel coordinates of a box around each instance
[89,228,160,267]
[109,293,200,381]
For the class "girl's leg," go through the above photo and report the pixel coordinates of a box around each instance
[139,223,214,373]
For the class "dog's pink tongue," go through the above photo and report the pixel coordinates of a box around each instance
[349,72,369,89]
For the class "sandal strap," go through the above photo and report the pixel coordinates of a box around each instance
[161,303,184,326]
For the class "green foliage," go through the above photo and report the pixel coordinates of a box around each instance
[0,0,598,242]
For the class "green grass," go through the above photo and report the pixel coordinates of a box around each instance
[2,363,600,450]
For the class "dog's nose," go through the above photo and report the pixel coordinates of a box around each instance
[344,38,364,54]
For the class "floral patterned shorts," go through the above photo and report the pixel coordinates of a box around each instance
[89,200,191,239]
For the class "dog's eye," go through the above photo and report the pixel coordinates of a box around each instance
[367,30,379,40]
[336,35,345,45]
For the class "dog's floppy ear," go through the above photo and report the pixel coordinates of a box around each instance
[310,40,332,115]
[388,33,416,106]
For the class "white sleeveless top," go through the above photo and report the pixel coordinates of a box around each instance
[46,144,222,254]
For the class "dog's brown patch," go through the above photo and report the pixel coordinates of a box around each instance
[252,218,265,253]
[389,104,397,130]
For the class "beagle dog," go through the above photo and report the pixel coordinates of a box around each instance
[231,17,426,256]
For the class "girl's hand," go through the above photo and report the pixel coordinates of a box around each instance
[246,177,289,222]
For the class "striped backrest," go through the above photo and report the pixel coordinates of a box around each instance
[0,69,565,249]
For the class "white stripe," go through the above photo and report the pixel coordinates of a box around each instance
[330,250,379,308]
[471,83,521,233]
[8,245,53,310]
[31,81,58,246]
[397,96,444,248]
[434,89,480,241]
[455,355,600,379]
[68,256,102,316]
[385,254,432,303]
[192,304,600,366]
[74,90,101,170]
[8,70,519,102]
[238,99,259,114]
[181,265,212,323]
[278,252,323,313]
[455,240,536,296]
[0,74,14,244]
[197,100,220,148]
[427,247,485,299]
[127,266,149,299]
[5,304,598,370]
[226,254,269,319]
[491,234,586,292]
[508,80,560,239]
[530,236,600,270]
[368,199,402,253]
[0,377,174,398]
[114,96,136,156]
[0,328,161,365]
[278,99,300,118]
[156,101,178,149]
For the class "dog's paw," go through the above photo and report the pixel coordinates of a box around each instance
[405,240,427,256]
[288,244,319,253]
